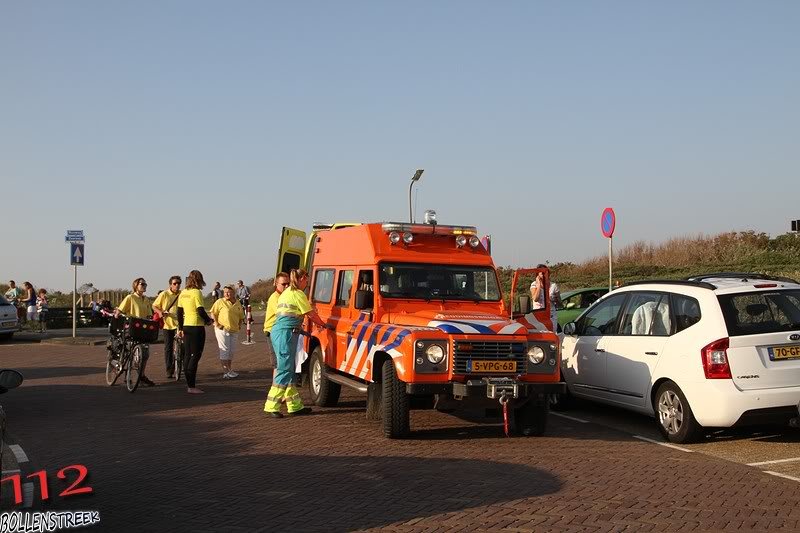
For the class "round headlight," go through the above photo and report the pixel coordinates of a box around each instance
[389,231,401,244]
[468,235,480,248]
[527,345,545,364]
[455,235,467,247]
[425,344,445,364]
[403,232,414,244]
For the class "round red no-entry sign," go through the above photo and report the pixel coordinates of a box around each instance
[601,208,616,238]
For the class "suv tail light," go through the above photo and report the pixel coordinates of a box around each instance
[701,337,731,379]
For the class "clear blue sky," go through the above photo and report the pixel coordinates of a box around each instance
[2,2,798,292]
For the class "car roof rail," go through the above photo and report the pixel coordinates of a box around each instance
[623,279,717,290]
[687,272,800,285]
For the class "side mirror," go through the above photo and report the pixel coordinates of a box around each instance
[354,290,374,310]
[562,322,577,336]
[0,369,23,393]
[518,295,531,314]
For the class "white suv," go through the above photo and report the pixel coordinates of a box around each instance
[560,273,800,443]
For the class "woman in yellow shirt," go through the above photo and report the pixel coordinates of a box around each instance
[177,270,213,394]
[264,268,329,418]
[115,277,155,387]
[210,285,245,379]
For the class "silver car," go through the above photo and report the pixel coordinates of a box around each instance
[0,294,18,341]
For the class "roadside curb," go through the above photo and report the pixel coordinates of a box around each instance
[41,337,109,346]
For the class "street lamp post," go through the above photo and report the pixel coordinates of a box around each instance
[409,169,424,223]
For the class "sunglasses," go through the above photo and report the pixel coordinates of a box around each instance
[171,282,181,286]
[278,282,290,287]
[139,282,148,286]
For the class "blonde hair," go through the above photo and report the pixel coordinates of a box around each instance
[186,270,206,290]
[274,272,289,286]
[289,268,308,290]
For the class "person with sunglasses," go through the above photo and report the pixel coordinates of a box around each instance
[115,277,156,387]
[264,268,330,418]
[177,269,214,394]
[263,272,290,374]
[152,275,182,379]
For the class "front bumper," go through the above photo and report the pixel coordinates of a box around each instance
[407,378,565,398]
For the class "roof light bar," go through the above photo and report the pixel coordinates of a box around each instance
[382,223,477,236]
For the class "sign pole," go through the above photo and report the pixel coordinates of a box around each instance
[73,265,77,338]
[608,236,613,292]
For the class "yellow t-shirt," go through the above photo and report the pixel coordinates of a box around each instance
[118,293,151,319]
[263,291,280,333]
[178,288,205,327]
[276,287,312,317]
[153,289,181,330]
[210,298,244,333]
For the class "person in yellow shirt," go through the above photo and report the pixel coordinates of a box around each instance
[210,285,245,379]
[152,275,182,379]
[264,268,330,418]
[115,277,155,387]
[263,272,289,373]
[177,270,214,394]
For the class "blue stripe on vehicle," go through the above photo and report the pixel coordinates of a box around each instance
[347,314,367,346]
[432,323,464,334]
[442,320,495,334]
[382,329,411,352]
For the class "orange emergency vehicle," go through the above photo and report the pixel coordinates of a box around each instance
[276,216,565,438]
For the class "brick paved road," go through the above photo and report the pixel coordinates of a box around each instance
[2,330,800,532]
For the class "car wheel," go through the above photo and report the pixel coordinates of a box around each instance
[655,381,704,444]
[381,359,410,438]
[309,346,340,407]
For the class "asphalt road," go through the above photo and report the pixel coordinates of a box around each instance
[1,329,800,531]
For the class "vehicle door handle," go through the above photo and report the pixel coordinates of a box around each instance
[645,351,658,356]
[595,348,605,352]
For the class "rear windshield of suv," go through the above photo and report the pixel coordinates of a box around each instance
[718,289,800,336]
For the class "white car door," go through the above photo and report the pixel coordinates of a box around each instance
[562,293,627,400]
[605,291,671,409]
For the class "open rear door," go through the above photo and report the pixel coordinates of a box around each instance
[510,267,554,332]
[276,227,307,277]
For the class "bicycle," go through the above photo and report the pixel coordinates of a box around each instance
[102,310,159,392]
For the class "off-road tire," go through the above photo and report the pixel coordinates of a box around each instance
[309,346,340,407]
[382,359,410,438]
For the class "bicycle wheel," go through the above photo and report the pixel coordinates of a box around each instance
[106,339,123,386]
[126,344,144,393]
[173,337,183,381]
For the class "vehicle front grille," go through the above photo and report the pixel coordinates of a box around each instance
[452,341,526,374]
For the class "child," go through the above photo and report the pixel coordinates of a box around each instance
[210,285,245,378]
[36,288,48,333]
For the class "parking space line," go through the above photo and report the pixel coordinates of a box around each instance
[747,457,800,467]
[9,444,29,463]
[551,412,589,423]
[633,435,693,453]
[764,471,800,483]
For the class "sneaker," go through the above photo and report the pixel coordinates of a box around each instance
[265,411,283,418]
[226,371,239,378]
[223,372,231,379]
[140,376,156,387]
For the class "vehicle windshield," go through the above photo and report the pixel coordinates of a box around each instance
[718,289,800,336]
[379,263,501,301]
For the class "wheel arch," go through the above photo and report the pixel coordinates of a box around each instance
[371,351,392,383]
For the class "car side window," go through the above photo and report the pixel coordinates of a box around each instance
[562,293,580,309]
[583,291,605,308]
[336,270,354,307]
[672,294,701,333]
[578,294,626,336]
[619,292,671,336]
[312,269,335,304]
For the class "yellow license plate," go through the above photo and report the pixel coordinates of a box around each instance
[768,345,800,360]
[467,360,517,373]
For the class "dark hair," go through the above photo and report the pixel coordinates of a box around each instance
[169,275,182,286]
[186,270,206,290]
[131,277,146,292]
